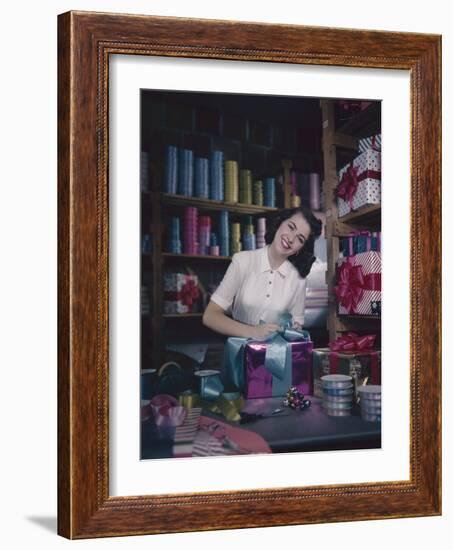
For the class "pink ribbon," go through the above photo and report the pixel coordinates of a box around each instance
[337,163,359,209]
[334,261,365,314]
[329,332,376,352]
[150,394,187,428]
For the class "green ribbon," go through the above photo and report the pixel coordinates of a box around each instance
[224,313,311,395]
[179,390,244,422]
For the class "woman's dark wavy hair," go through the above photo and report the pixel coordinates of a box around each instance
[265,206,323,278]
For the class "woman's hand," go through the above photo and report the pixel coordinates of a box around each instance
[251,323,281,340]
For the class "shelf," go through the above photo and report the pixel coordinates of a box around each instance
[335,204,381,228]
[162,193,279,215]
[338,315,381,321]
[163,313,203,318]
[162,253,231,261]
[336,102,381,138]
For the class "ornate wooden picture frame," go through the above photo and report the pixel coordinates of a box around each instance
[58,11,441,539]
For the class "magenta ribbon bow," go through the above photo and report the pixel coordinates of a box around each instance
[336,163,359,209]
[180,279,200,308]
[329,332,376,352]
[334,259,381,314]
[334,260,365,314]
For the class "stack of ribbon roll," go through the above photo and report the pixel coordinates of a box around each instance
[231,222,242,254]
[290,172,301,207]
[242,215,256,251]
[140,151,149,191]
[177,148,194,196]
[140,285,151,315]
[225,160,239,203]
[239,169,253,204]
[256,217,266,248]
[198,215,211,255]
[209,232,219,256]
[210,150,224,201]
[164,145,178,194]
[183,207,198,255]
[218,210,230,257]
[358,385,381,422]
[321,374,354,416]
[142,233,153,254]
[309,172,321,210]
[253,179,264,206]
[166,216,181,254]
[264,177,276,207]
[194,157,209,198]
[297,173,311,205]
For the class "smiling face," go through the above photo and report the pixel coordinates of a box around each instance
[272,212,311,258]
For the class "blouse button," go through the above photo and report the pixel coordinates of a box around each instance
[270,271,273,274]
[269,281,272,285]
[266,294,270,298]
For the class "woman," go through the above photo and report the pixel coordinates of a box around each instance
[202,206,322,339]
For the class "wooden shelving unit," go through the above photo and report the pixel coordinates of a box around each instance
[321,100,381,342]
[141,91,324,367]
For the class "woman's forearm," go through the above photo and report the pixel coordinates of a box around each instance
[202,308,255,338]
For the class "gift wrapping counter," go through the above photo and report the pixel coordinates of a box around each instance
[141,396,381,459]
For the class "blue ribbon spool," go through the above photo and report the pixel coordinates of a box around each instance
[194,369,224,401]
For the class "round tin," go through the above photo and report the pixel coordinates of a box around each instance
[321,374,353,388]
[322,400,353,410]
[323,407,352,417]
[357,385,381,400]
[323,394,354,404]
[323,387,354,396]
[361,412,381,422]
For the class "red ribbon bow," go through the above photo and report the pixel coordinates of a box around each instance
[336,163,359,209]
[180,279,200,308]
[334,260,365,314]
[329,332,376,352]
[334,259,381,314]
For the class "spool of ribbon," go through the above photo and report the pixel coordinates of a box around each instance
[334,259,381,314]
[223,313,311,397]
[328,333,379,384]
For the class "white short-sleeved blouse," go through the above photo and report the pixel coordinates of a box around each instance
[210,245,307,326]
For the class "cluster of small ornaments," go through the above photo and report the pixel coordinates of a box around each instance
[282,387,311,410]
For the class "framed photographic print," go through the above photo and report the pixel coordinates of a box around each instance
[58,11,441,538]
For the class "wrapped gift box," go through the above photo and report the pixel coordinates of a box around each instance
[313,347,381,398]
[358,133,381,153]
[337,149,381,217]
[243,339,313,399]
[335,251,381,316]
[163,273,200,314]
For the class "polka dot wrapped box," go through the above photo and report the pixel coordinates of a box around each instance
[336,149,381,217]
